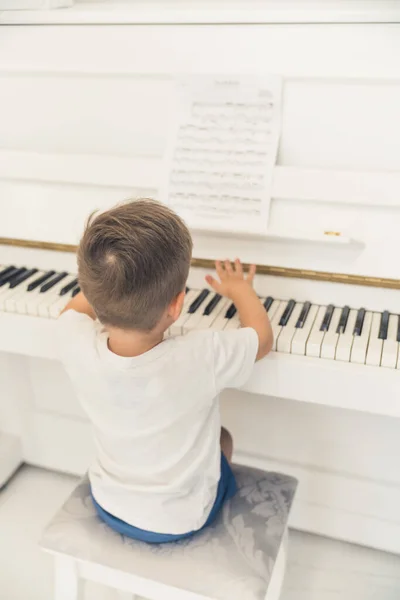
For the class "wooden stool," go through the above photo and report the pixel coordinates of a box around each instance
[41,465,297,600]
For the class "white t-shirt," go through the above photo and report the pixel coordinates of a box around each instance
[57,310,258,534]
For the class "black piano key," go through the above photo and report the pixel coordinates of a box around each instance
[279,299,296,326]
[9,268,38,289]
[203,293,222,315]
[0,265,16,280]
[378,310,390,340]
[71,286,81,298]
[40,271,68,293]
[353,308,366,336]
[320,304,335,332]
[336,305,350,334]
[27,270,56,291]
[397,315,400,343]
[225,303,237,319]
[0,267,27,287]
[295,301,311,329]
[60,278,78,296]
[263,296,274,312]
[185,286,190,294]
[188,289,210,314]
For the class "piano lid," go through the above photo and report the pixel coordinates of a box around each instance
[0,20,400,282]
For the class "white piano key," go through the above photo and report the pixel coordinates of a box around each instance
[365,312,384,367]
[291,304,319,355]
[266,299,281,321]
[182,293,222,333]
[3,271,46,313]
[320,307,342,360]
[48,292,77,319]
[381,314,399,369]
[306,305,327,357]
[193,297,231,331]
[0,271,41,311]
[210,300,236,332]
[335,309,357,362]
[350,311,373,365]
[270,301,286,351]
[36,275,77,318]
[224,313,241,330]
[276,303,304,354]
[169,289,200,336]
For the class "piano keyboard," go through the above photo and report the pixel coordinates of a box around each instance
[1,264,399,369]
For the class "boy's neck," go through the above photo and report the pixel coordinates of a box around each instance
[107,327,164,358]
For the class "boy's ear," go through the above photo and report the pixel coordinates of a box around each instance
[168,290,185,321]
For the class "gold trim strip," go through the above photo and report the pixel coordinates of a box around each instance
[1,237,399,290]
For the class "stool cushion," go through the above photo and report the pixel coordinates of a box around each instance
[41,465,297,600]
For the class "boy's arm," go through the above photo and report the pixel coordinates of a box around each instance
[59,291,96,320]
[206,259,273,360]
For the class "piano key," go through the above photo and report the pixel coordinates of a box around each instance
[295,301,311,329]
[28,274,76,318]
[279,299,296,326]
[353,308,366,337]
[224,313,241,330]
[59,278,78,296]
[335,309,357,362]
[336,305,350,334]
[193,297,231,332]
[270,301,287,351]
[169,289,200,335]
[320,304,335,332]
[292,304,319,355]
[188,289,210,314]
[71,286,81,298]
[225,303,237,319]
[0,266,26,287]
[40,271,68,293]
[365,312,384,367]
[320,307,342,359]
[48,285,82,319]
[351,311,373,364]
[381,314,399,369]
[1,271,45,312]
[263,296,274,312]
[0,265,16,281]
[203,293,222,316]
[276,303,304,353]
[398,316,400,343]
[183,292,221,332]
[306,305,327,357]
[378,310,390,340]
[27,270,56,291]
[8,268,38,289]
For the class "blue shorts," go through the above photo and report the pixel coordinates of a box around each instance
[91,453,237,544]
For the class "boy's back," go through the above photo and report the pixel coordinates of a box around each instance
[57,200,272,541]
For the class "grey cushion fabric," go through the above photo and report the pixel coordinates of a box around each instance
[41,465,297,600]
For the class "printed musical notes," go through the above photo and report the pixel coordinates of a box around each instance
[162,75,282,234]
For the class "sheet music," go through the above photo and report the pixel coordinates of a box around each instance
[162,75,282,235]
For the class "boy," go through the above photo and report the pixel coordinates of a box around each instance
[58,199,273,543]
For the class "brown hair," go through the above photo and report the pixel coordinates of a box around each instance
[77,199,192,330]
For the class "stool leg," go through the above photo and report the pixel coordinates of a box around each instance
[54,556,83,600]
[264,529,288,600]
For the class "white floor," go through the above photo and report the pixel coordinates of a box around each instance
[1,467,400,600]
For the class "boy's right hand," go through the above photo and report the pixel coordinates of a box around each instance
[205,258,273,361]
[205,259,256,300]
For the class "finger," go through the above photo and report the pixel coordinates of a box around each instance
[224,259,233,275]
[234,258,243,276]
[247,264,256,282]
[215,260,225,280]
[205,274,221,292]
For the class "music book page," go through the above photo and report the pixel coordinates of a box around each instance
[162,75,282,235]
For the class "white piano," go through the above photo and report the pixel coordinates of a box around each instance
[1,0,400,555]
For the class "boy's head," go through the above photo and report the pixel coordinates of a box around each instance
[78,199,192,331]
